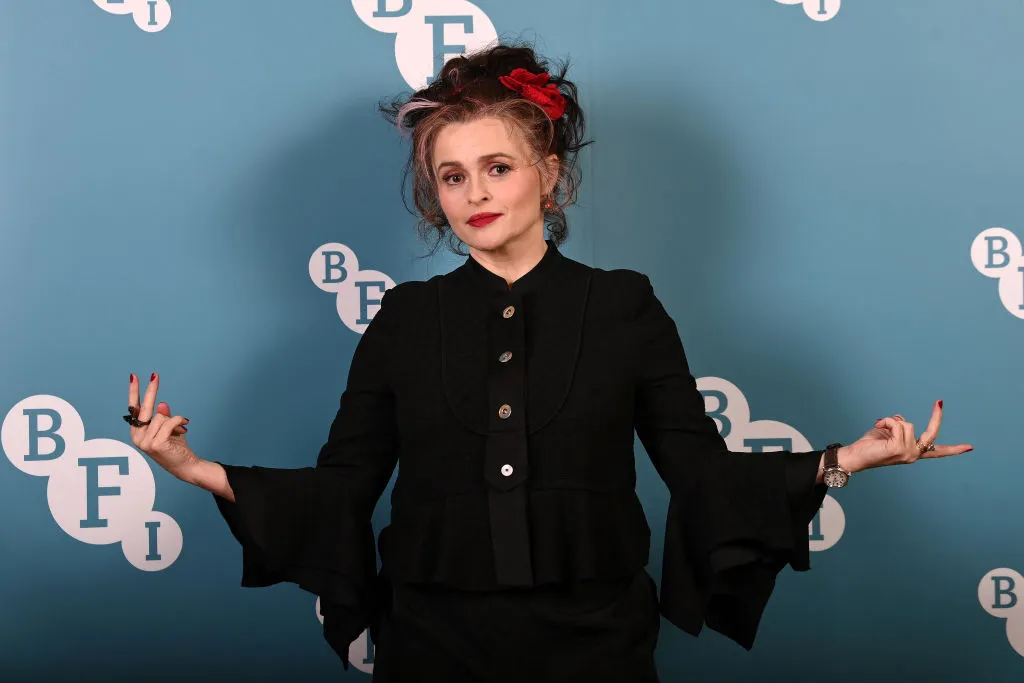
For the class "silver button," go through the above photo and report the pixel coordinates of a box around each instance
[502,305,515,319]
[500,464,514,477]
[498,351,512,363]
[498,404,512,419]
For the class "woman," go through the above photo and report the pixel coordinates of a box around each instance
[123,43,973,682]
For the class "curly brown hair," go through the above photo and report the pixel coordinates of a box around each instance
[379,40,592,256]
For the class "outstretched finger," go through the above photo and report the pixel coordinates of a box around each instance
[128,373,140,414]
[919,400,943,445]
[138,373,159,423]
[922,443,974,459]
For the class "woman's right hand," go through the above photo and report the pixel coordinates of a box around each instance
[127,372,197,481]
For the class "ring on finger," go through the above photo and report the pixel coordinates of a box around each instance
[916,440,935,454]
[124,405,151,427]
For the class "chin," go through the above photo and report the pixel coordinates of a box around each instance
[459,228,518,252]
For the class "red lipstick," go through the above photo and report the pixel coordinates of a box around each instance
[467,212,502,228]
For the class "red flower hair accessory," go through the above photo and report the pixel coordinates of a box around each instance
[498,68,567,120]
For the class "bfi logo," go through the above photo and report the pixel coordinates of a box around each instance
[352,0,498,88]
[93,0,171,33]
[698,376,845,551]
[1,395,183,570]
[775,0,840,22]
[309,243,396,334]
[978,568,1024,656]
[971,227,1024,319]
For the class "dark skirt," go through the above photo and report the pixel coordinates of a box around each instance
[370,568,661,682]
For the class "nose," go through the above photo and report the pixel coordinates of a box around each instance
[467,176,491,205]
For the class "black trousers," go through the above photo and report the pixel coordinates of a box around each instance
[370,569,661,682]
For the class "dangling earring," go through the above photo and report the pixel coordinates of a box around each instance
[542,195,553,210]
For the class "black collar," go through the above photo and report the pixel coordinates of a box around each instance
[462,239,562,296]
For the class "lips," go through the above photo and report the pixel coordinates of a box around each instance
[467,213,502,228]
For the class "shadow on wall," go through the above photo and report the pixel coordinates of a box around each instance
[186,96,434,679]
[591,95,862,680]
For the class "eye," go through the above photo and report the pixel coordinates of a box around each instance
[442,173,464,185]
[491,164,511,176]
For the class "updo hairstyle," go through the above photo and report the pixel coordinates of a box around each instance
[379,41,591,255]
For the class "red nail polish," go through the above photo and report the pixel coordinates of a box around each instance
[965,447,973,453]
[130,373,136,383]
[938,400,943,409]
[151,373,157,381]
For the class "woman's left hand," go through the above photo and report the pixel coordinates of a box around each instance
[839,400,974,474]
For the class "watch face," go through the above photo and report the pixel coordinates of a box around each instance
[824,468,848,488]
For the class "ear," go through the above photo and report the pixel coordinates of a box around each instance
[541,153,560,196]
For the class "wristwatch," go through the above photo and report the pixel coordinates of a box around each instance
[821,442,850,488]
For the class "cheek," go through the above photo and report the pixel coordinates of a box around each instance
[504,176,540,211]
[437,185,458,213]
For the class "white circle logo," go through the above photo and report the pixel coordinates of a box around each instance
[978,568,1024,657]
[808,494,845,551]
[2,395,182,570]
[309,243,395,334]
[93,0,172,33]
[351,0,498,88]
[970,227,1024,319]
[775,0,841,22]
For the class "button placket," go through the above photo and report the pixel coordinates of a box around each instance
[484,293,528,491]
[484,293,533,585]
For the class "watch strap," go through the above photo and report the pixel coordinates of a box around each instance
[823,442,842,468]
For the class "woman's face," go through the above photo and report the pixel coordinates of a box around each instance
[432,116,556,255]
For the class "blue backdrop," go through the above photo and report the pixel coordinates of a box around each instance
[2,1,1021,681]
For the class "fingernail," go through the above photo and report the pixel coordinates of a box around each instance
[130,373,136,384]
[965,447,973,453]
[151,373,157,381]
[938,400,944,409]
[183,418,190,424]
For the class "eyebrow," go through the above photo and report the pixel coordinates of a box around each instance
[435,152,516,174]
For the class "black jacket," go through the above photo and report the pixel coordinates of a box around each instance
[214,240,828,669]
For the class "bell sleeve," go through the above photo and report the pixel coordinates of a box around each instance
[211,287,401,669]
[631,275,828,650]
